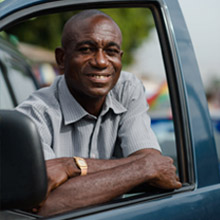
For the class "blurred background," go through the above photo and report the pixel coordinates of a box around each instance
[2,8,155,86]
[2,2,219,114]
[179,0,220,117]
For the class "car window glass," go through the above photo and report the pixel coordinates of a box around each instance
[0,68,14,109]
[122,26,177,167]
[179,0,220,167]
[6,61,37,105]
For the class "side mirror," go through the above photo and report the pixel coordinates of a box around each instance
[0,110,47,210]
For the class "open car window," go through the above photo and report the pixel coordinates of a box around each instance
[5,7,177,166]
[2,4,194,218]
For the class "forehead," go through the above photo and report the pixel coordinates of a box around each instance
[68,15,122,45]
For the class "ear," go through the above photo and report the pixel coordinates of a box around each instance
[55,47,65,74]
[120,50,124,58]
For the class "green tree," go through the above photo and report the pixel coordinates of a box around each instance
[6,8,154,66]
[103,8,154,65]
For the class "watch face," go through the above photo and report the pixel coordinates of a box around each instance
[75,158,87,167]
[74,157,87,175]
[78,160,86,166]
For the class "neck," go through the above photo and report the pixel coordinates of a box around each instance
[71,91,106,117]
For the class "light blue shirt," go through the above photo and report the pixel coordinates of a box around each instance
[16,71,160,160]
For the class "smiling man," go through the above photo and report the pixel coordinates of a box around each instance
[16,10,181,216]
[56,11,123,116]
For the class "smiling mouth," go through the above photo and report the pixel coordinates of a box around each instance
[86,74,111,79]
[91,75,110,79]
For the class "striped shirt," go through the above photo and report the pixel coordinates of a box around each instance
[16,71,160,160]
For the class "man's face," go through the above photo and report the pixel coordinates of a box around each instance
[63,15,123,100]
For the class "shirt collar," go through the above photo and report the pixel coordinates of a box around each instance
[58,76,88,125]
[58,76,127,125]
[101,91,127,116]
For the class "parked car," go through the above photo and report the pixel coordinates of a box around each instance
[1,0,220,219]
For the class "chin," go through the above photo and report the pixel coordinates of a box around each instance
[87,88,110,99]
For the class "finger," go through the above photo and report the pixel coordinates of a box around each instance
[175,175,180,181]
[164,156,174,164]
[31,199,46,213]
[46,180,56,197]
[168,157,174,163]
[47,175,67,195]
[47,181,58,195]
[174,181,182,189]
[32,207,38,213]
[171,174,182,188]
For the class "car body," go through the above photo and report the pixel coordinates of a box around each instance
[0,0,220,219]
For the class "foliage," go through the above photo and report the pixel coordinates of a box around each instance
[102,8,154,65]
[6,8,154,66]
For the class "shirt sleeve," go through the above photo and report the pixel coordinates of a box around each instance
[16,102,56,160]
[118,78,161,157]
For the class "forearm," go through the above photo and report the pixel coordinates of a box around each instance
[45,149,160,194]
[38,150,181,216]
[86,148,159,173]
[38,159,147,216]
[60,148,160,176]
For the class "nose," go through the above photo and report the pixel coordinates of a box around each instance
[90,49,108,69]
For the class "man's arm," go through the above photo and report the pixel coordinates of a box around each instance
[45,149,159,194]
[38,149,181,216]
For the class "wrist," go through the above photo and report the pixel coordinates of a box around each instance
[73,157,88,176]
[63,157,81,177]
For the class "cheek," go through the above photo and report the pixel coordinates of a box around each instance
[72,55,92,72]
[111,60,122,84]
[110,56,122,69]
[65,58,84,78]
[112,60,122,76]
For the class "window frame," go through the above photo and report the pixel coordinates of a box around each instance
[151,4,194,185]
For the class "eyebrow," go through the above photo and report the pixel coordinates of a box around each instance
[107,42,121,49]
[76,40,121,49]
[76,40,96,48]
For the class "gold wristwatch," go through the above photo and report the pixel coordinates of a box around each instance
[73,157,88,176]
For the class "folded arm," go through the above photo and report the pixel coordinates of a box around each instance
[44,148,150,195]
[37,149,181,216]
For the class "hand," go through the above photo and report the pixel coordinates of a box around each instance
[31,157,80,213]
[46,157,81,195]
[143,152,182,190]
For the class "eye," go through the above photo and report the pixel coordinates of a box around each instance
[106,48,120,56]
[79,47,91,53]
[78,46,95,54]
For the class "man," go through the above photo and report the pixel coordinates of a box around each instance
[16,10,181,216]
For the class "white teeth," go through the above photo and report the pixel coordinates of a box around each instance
[91,75,108,79]
[97,75,105,79]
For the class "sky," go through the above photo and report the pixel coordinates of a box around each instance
[179,0,220,88]
[128,0,220,89]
